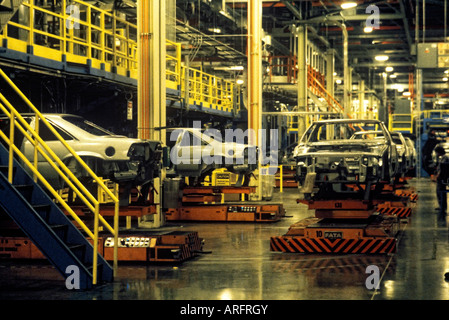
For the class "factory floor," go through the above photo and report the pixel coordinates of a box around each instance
[1,177,448,304]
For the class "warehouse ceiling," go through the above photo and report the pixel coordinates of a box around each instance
[109,0,449,106]
[172,0,449,106]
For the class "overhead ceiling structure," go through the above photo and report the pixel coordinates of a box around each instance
[173,0,449,106]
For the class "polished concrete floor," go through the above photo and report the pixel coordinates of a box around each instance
[1,177,449,301]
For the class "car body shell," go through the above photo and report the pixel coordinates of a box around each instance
[390,131,413,173]
[404,137,417,171]
[293,119,399,187]
[0,114,161,189]
[168,128,258,179]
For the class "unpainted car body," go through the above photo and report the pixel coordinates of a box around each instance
[390,131,413,174]
[168,127,258,185]
[404,136,417,172]
[293,119,399,193]
[0,114,162,194]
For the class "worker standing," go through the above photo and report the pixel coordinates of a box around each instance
[422,130,439,176]
[435,146,449,226]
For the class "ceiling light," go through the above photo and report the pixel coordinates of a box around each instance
[385,66,394,72]
[341,2,357,9]
[403,91,411,97]
[336,79,342,84]
[443,77,449,81]
[375,55,389,62]
[364,26,373,33]
[214,65,244,71]
[389,74,397,78]
[208,28,221,34]
[445,70,449,74]
[236,79,244,85]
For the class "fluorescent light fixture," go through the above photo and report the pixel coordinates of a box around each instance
[364,26,373,33]
[214,65,244,71]
[375,55,389,62]
[336,79,342,84]
[208,28,221,34]
[389,74,397,78]
[341,2,357,9]
[385,66,394,72]
[403,91,411,97]
[445,70,449,74]
[236,79,244,85]
[443,77,449,81]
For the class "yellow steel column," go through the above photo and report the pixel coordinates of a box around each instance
[137,0,166,227]
[359,80,365,119]
[247,0,263,200]
[325,49,335,98]
[296,25,307,136]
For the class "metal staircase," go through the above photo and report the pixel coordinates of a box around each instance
[0,67,119,289]
[0,0,23,32]
[0,143,113,289]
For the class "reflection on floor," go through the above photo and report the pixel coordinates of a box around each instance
[1,177,449,300]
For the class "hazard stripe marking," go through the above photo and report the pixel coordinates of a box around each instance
[270,237,397,254]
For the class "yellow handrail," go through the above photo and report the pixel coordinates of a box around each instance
[2,0,138,75]
[307,66,345,115]
[0,68,118,286]
[0,1,239,115]
[180,65,236,112]
[389,113,413,133]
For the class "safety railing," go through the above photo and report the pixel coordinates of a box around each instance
[350,110,378,121]
[1,0,138,78]
[307,65,345,115]
[0,68,119,286]
[166,40,182,92]
[267,55,297,84]
[180,65,236,114]
[421,109,449,120]
[389,113,413,133]
[0,1,240,116]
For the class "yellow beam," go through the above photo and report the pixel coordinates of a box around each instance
[248,0,263,200]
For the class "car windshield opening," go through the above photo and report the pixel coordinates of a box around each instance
[62,116,114,136]
[305,122,388,143]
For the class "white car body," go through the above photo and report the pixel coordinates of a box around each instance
[1,114,161,190]
[169,127,257,184]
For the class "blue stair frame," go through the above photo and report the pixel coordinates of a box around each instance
[0,143,113,289]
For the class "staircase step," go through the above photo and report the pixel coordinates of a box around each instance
[49,224,68,241]
[0,140,113,288]
[0,166,16,182]
[86,263,104,279]
[68,243,86,261]
[32,204,51,221]
[14,184,34,201]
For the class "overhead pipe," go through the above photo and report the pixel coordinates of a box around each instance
[331,20,350,116]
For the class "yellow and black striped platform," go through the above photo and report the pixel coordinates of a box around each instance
[270,236,397,254]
